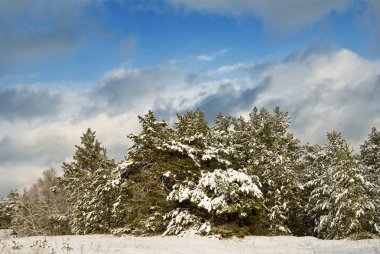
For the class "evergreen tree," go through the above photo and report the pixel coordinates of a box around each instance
[360,127,380,194]
[160,110,264,237]
[114,111,176,235]
[175,109,209,149]
[115,110,264,237]
[307,132,378,239]
[0,190,19,230]
[360,127,380,234]
[166,168,263,237]
[246,107,303,235]
[299,143,325,236]
[61,128,117,234]
[230,116,252,170]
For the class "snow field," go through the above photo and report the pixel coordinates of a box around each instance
[0,235,380,254]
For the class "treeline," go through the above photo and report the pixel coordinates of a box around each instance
[0,107,379,239]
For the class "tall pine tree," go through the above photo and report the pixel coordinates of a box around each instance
[360,127,380,234]
[307,132,378,239]
[246,107,303,235]
[114,111,176,235]
[61,128,117,234]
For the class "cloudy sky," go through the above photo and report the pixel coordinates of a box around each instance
[1,0,380,197]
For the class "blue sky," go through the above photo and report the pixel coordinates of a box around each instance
[4,0,378,84]
[1,0,380,197]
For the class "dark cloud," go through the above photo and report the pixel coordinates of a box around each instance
[0,0,103,71]
[93,67,185,114]
[246,61,277,78]
[0,26,81,69]
[166,0,350,35]
[0,86,63,121]
[186,73,199,84]
[195,78,270,122]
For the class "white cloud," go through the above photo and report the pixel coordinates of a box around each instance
[197,55,215,61]
[0,111,139,197]
[210,63,250,74]
[196,48,228,62]
[242,48,380,147]
[0,164,46,196]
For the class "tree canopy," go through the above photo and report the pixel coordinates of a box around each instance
[1,107,379,240]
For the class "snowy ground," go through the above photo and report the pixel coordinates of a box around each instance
[0,233,380,254]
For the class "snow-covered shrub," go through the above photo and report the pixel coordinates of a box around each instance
[163,209,211,236]
[166,168,263,236]
[168,168,262,216]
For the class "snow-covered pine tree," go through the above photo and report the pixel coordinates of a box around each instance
[308,131,378,239]
[114,111,176,235]
[166,168,263,237]
[161,110,218,235]
[299,143,325,236]
[230,116,252,170]
[115,110,264,237]
[359,127,380,235]
[116,110,224,235]
[0,190,19,230]
[175,110,209,146]
[61,128,117,234]
[360,127,380,194]
[210,113,234,166]
[162,110,264,237]
[246,107,303,235]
